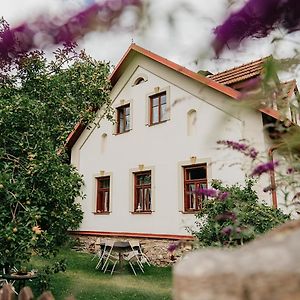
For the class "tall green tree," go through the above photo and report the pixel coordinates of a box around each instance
[0,19,111,270]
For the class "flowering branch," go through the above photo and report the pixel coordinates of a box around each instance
[0,0,142,61]
[213,0,300,56]
[217,140,259,160]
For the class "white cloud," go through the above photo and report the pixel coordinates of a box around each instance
[2,0,300,82]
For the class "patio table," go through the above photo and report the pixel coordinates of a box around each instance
[100,241,131,270]
[2,272,38,293]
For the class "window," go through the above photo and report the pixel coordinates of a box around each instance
[187,109,197,136]
[150,92,167,125]
[134,77,145,85]
[183,164,207,212]
[134,171,151,212]
[96,176,110,213]
[116,104,130,134]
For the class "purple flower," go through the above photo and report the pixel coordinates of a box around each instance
[196,188,230,201]
[221,226,233,236]
[217,140,258,160]
[251,161,279,177]
[217,192,229,201]
[213,0,300,56]
[167,242,178,253]
[196,188,218,198]
[0,0,142,61]
[287,167,294,174]
[215,211,237,221]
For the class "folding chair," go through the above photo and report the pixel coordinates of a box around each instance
[123,248,144,276]
[95,240,109,270]
[129,241,151,266]
[91,238,101,261]
[101,240,119,275]
[1,268,18,295]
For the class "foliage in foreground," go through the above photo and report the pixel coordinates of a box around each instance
[192,179,290,247]
[0,19,112,270]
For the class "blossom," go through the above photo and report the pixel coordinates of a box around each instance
[196,188,218,198]
[167,242,178,253]
[251,161,279,177]
[215,211,237,221]
[217,140,258,160]
[0,0,142,61]
[221,226,233,236]
[213,0,300,56]
[196,188,230,201]
[217,192,229,201]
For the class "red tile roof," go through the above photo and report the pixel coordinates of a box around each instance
[208,56,271,86]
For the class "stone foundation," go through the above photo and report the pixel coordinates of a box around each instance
[71,234,195,267]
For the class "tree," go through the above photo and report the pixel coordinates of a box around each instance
[0,18,111,271]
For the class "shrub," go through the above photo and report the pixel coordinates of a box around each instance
[191,179,290,247]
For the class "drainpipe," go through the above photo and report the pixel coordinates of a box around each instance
[268,146,279,208]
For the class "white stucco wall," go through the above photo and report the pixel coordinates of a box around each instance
[71,54,271,237]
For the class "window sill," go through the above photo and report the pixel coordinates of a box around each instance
[93,212,111,215]
[148,119,169,127]
[180,210,201,214]
[130,211,153,214]
[114,129,131,135]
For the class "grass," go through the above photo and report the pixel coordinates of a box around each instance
[26,248,172,300]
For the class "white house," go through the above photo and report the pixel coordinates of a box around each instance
[67,44,299,239]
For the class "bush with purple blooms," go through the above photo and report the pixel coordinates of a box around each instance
[190,179,289,247]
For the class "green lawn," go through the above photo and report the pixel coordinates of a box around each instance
[27,248,172,300]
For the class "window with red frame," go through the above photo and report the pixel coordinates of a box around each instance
[134,171,151,212]
[116,104,130,133]
[150,92,167,125]
[96,176,110,213]
[183,164,207,212]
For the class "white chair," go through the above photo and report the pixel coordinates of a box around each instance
[101,240,119,275]
[123,249,144,275]
[129,241,151,266]
[1,268,18,295]
[95,239,110,270]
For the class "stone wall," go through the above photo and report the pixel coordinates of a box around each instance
[173,219,300,300]
[71,234,195,267]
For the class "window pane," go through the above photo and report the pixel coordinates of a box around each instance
[101,179,110,188]
[137,173,151,185]
[125,114,130,131]
[188,167,206,180]
[137,189,143,210]
[161,94,166,104]
[160,103,167,121]
[144,188,151,210]
[152,97,159,107]
[104,191,109,211]
[152,106,159,123]
[119,109,124,133]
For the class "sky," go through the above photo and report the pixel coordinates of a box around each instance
[1,0,300,79]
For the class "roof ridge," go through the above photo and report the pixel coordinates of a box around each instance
[209,55,272,78]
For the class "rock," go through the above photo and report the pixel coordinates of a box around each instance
[174,219,300,300]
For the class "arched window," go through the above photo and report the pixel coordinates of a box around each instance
[133,77,145,86]
[187,109,197,136]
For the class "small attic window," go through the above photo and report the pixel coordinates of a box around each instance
[133,77,146,86]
